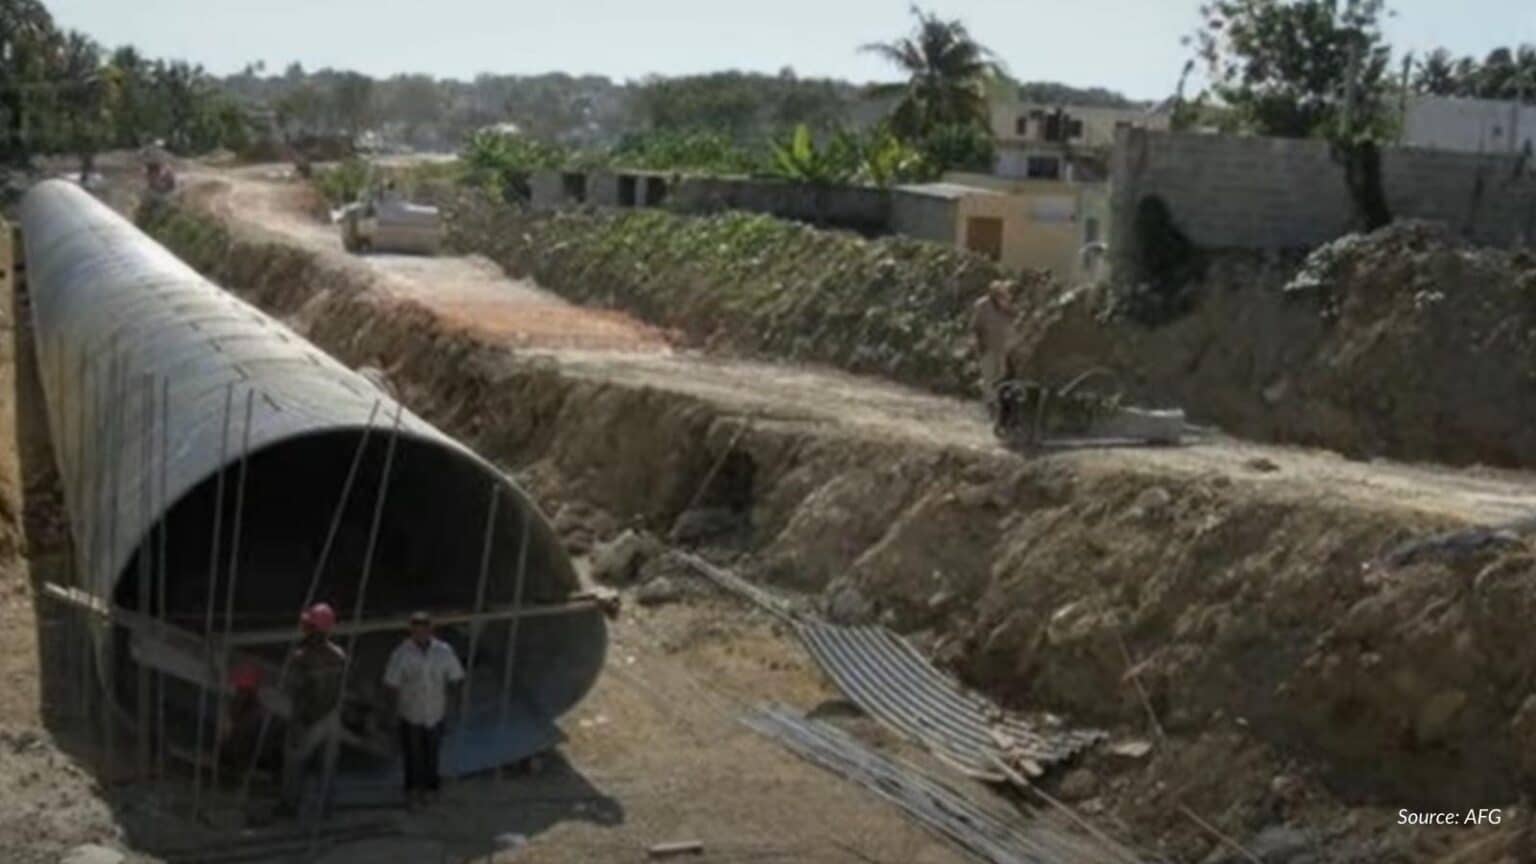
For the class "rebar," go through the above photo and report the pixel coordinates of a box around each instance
[459,482,500,722]
[192,382,235,817]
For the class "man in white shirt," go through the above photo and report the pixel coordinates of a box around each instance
[383,611,465,807]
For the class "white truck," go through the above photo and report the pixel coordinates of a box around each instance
[338,185,442,255]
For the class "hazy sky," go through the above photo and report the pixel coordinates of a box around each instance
[44,0,1536,100]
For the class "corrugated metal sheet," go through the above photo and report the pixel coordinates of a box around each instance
[797,621,1104,782]
[744,704,1140,864]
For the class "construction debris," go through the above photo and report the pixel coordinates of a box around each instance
[743,703,1136,864]
[795,620,1105,784]
[647,839,705,858]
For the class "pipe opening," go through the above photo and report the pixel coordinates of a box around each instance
[111,430,605,771]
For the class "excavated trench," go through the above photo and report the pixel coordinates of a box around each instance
[140,194,1536,859]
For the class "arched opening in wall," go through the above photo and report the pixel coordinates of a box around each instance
[109,431,606,774]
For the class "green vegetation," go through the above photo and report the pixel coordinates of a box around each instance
[312,157,371,207]
[445,189,1026,395]
[460,128,568,198]
[862,7,999,141]
[862,6,1000,173]
[1193,0,1394,229]
[1194,0,1391,139]
[608,130,761,175]
[769,125,857,185]
[1,0,249,166]
[1413,46,1536,102]
[630,70,858,141]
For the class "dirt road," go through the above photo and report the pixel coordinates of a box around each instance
[203,164,1536,530]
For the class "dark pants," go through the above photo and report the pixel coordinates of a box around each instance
[399,721,443,793]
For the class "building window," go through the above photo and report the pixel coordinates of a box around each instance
[1026,156,1062,179]
[562,172,586,203]
[1069,119,1085,140]
[644,176,668,206]
[1043,112,1064,142]
[1016,115,1029,136]
[618,175,638,207]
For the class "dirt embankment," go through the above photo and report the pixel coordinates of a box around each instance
[1014,223,1536,468]
[437,189,1536,469]
[438,189,1042,397]
[141,197,1536,860]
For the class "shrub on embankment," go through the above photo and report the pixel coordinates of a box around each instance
[442,190,1040,396]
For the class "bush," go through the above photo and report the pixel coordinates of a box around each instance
[609,130,764,175]
[460,130,570,201]
[312,158,371,207]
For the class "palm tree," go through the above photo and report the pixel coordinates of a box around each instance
[861,6,1001,140]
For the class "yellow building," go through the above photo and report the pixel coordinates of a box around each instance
[893,175,1109,281]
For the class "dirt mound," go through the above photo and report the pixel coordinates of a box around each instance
[438,188,1536,468]
[439,189,1050,397]
[141,194,1536,860]
[1013,221,1536,468]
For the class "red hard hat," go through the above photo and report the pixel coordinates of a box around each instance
[301,602,337,633]
[229,662,264,691]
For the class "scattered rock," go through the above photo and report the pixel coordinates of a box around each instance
[1269,774,1305,809]
[60,845,124,864]
[1247,825,1315,863]
[1245,457,1280,473]
[637,576,685,607]
[493,833,528,853]
[1107,738,1153,759]
[1124,486,1172,522]
[1056,768,1098,801]
[825,579,875,624]
[669,507,744,545]
[590,529,663,585]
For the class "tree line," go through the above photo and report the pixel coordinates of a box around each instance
[1,0,249,167]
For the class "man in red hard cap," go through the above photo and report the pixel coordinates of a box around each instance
[280,602,347,817]
[219,661,266,771]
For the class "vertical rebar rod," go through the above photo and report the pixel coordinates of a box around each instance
[316,403,403,837]
[101,342,124,782]
[68,352,88,722]
[155,375,170,784]
[136,372,154,783]
[76,353,96,739]
[191,382,235,819]
[235,400,382,808]
[494,514,531,784]
[210,387,256,802]
[458,482,500,723]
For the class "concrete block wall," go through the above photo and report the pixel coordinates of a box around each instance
[668,176,892,235]
[889,191,959,244]
[1111,128,1536,271]
[528,169,567,210]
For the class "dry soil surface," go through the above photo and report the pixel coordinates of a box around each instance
[199,164,1536,531]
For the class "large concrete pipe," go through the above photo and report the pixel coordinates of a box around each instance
[20,179,605,773]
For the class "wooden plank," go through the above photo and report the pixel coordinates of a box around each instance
[219,595,606,647]
[41,581,604,646]
[648,840,705,858]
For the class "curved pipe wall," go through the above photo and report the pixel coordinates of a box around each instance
[19,180,604,745]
